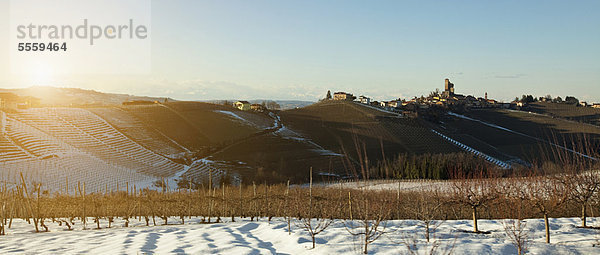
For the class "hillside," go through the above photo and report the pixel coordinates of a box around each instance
[0,100,348,190]
[279,100,460,166]
[165,101,274,144]
[0,101,282,191]
[0,86,172,106]
[0,107,183,192]
[206,100,315,110]
[3,93,600,192]
[436,108,600,167]
[527,102,600,126]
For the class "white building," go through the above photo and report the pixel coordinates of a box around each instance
[333,92,354,101]
[359,96,371,104]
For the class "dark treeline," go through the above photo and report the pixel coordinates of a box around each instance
[369,152,495,180]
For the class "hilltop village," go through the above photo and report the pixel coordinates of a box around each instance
[1,80,599,115]
[319,79,600,117]
[224,79,520,116]
[337,79,515,111]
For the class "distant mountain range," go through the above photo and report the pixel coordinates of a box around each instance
[0,87,315,109]
[0,86,174,106]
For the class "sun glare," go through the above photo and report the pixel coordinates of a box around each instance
[28,61,55,86]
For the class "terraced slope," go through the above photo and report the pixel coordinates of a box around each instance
[438,112,542,164]
[439,109,600,165]
[206,131,346,184]
[164,102,274,144]
[279,101,459,164]
[4,100,596,190]
[119,104,211,152]
[88,107,189,158]
[0,102,282,190]
[116,102,285,185]
[528,102,600,126]
[468,109,600,143]
[1,110,159,192]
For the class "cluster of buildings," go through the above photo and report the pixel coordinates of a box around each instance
[331,79,513,112]
[570,100,600,109]
[233,101,266,112]
[579,102,600,109]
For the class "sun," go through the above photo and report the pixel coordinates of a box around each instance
[28,61,55,86]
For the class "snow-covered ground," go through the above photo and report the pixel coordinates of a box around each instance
[275,126,343,157]
[0,217,598,254]
[323,179,453,192]
[214,110,253,124]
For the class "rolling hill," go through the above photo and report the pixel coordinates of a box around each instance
[0,86,173,106]
[434,108,600,167]
[526,102,600,126]
[2,88,598,192]
[279,100,459,163]
[0,98,347,191]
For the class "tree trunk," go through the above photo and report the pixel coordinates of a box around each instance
[364,218,369,254]
[348,192,353,220]
[582,203,587,228]
[472,206,478,233]
[312,235,316,249]
[544,213,550,243]
[425,222,430,242]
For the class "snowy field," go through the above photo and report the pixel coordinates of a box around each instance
[0,217,598,254]
[325,179,452,191]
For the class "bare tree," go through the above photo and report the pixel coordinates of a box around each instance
[400,230,456,255]
[408,188,446,242]
[516,175,569,243]
[450,175,498,233]
[298,208,334,249]
[499,192,531,255]
[284,180,292,235]
[564,170,600,228]
[399,188,454,255]
[502,219,530,255]
[19,173,41,232]
[298,168,335,249]
[344,190,391,254]
[550,132,600,228]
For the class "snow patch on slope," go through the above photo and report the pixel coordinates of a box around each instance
[214,110,253,125]
[432,129,511,169]
[275,126,342,157]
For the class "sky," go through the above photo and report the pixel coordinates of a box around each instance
[1,0,599,102]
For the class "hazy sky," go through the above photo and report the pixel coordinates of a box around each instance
[1,0,599,102]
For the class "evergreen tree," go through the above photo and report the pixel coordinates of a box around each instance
[326,90,332,100]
